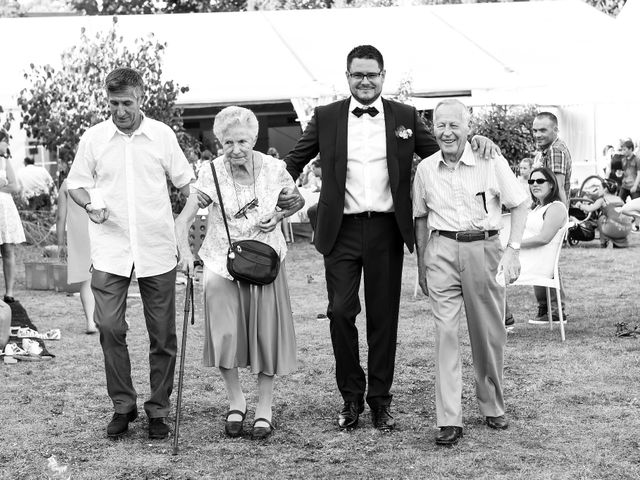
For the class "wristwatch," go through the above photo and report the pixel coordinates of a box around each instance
[83,202,92,212]
[507,242,521,251]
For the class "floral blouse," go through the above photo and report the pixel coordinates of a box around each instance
[194,153,295,280]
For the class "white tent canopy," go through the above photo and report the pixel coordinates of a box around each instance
[2,0,635,185]
[0,0,618,109]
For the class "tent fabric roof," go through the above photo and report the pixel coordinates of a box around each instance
[0,0,617,109]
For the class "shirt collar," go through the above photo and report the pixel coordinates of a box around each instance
[349,96,384,116]
[540,136,559,154]
[107,112,154,140]
[437,142,475,167]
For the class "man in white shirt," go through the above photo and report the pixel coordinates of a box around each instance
[285,45,498,432]
[413,99,529,446]
[17,157,54,210]
[67,67,195,440]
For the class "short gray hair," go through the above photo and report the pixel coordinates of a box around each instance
[433,99,471,125]
[105,67,144,99]
[213,106,259,143]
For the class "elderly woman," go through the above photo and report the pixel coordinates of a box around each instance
[175,106,303,440]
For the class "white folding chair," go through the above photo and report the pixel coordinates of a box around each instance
[509,224,569,342]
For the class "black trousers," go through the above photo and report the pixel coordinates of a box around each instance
[324,214,404,408]
[91,268,177,418]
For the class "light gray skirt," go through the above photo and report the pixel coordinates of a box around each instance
[202,261,297,376]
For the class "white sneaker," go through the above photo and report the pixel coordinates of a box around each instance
[2,343,27,356]
[22,338,43,356]
[16,327,41,338]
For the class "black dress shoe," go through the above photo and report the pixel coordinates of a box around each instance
[486,415,509,430]
[107,409,138,438]
[371,405,395,432]
[435,426,463,446]
[149,417,170,439]
[224,409,247,438]
[337,401,364,430]
[251,418,274,440]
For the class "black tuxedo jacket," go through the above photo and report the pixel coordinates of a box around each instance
[285,97,439,255]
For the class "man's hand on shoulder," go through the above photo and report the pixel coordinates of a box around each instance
[470,135,501,160]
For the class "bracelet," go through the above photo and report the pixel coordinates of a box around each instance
[83,202,92,211]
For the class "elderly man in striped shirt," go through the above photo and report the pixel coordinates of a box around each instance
[413,99,529,447]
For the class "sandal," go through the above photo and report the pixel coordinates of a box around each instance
[42,329,61,340]
[224,409,247,438]
[251,418,274,440]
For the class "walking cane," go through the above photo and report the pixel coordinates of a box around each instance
[172,267,195,455]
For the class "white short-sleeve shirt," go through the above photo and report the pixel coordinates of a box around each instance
[66,114,195,278]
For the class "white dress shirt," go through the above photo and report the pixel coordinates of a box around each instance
[67,114,195,278]
[344,96,393,214]
[413,142,527,231]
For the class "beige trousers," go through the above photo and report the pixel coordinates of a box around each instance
[425,232,507,427]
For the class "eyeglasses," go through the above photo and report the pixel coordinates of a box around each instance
[234,198,259,219]
[347,72,382,81]
[527,178,548,185]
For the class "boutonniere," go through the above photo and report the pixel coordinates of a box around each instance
[395,125,413,140]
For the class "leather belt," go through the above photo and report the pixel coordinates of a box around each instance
[343,211,394,219]
[436,230,499,242]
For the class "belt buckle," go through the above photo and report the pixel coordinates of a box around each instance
[455,232,470,242]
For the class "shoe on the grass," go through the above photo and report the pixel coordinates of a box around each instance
[107,409,138,438]
[2,343,26,356]
[149,417,170,439]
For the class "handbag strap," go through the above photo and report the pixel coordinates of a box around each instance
[209,161,233,248]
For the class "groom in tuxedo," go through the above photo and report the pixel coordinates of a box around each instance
[284,45,494,432]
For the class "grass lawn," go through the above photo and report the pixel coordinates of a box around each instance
[2,233,640,479]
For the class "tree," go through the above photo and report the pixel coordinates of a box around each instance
[470,104,538,168]
[0,106,14,138]
[17,16,197,209]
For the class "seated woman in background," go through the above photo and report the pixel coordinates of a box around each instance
[57,179,97,333]
[577,179,632,248]
[520,167,568,325]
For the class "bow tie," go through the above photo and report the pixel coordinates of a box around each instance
[352,106,379,118]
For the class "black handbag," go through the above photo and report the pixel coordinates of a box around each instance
[210,162,280,285]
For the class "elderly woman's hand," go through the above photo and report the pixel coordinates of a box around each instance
[258,211,282,233]
[177,247,195,276]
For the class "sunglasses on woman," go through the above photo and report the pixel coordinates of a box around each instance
[234,198,259,219]
[528,178,548,185]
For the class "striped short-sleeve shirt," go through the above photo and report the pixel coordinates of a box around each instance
[413,142,528,231]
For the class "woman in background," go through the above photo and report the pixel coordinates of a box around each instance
[577,179,631,249]
[57,179,96,333]
[520,167,568,325]
[0,140,25,303]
